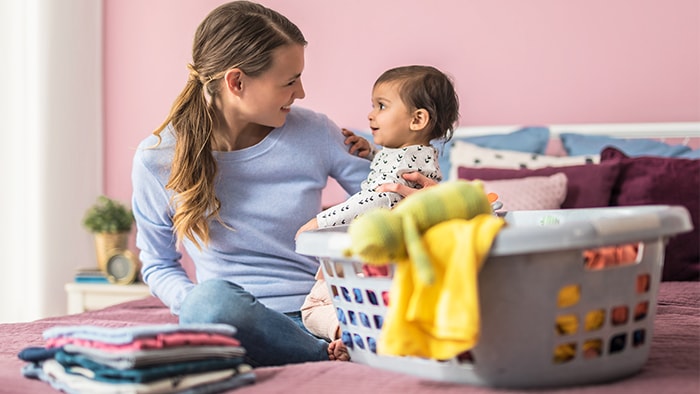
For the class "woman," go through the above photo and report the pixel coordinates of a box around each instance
[132,0,370,366]
[131,1,434,367]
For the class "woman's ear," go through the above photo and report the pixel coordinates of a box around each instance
[224,69,244,95]
[410,108,430,131]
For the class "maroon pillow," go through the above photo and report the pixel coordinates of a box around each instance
[457,161,621,209]
[601,147,699,281]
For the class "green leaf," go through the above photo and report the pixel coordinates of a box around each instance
[82,195,134,233]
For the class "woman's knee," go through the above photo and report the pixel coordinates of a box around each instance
[179,279,255,324]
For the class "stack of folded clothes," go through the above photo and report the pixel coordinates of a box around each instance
[18,323,255,393]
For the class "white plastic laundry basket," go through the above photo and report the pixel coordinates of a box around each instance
[296,205,693,389]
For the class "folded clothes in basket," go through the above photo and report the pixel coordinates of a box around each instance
[379,215,505,360]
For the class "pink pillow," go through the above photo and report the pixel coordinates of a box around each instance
[601,147,699,282]
[458,161,621,209]
[482,173,567,211]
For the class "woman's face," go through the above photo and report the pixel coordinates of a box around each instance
[238,44,306,129]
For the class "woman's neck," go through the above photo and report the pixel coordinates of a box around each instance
[211,119,273,152]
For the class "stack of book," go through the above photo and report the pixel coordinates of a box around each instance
[73,268,109,284]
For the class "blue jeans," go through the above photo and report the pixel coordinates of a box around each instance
[179,279,330,367]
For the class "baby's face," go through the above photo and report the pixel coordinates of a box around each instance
[367,82,416,149]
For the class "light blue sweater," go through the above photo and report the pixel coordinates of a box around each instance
[131,107,370,315]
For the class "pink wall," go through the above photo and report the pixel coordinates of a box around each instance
[104,0,699,202]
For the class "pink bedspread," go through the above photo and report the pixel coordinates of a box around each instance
[2,282,697,394]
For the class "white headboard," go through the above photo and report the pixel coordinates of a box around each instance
[453,122,700,140]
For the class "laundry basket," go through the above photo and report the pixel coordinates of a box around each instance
[296,205,693,389]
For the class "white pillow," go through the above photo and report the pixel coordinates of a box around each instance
[448,141,599,181]
[482,173,568,211]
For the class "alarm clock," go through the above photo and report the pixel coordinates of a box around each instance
[104,249,140,285]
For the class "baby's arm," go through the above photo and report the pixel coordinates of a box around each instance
[316,190,401,228]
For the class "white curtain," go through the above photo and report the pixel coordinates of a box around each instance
[0,0,102,323]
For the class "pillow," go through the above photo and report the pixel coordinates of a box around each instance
[436,127,550,181]
[448,141,599,180]
[601,147,699,282]
[482,173,567,211]
[678,149,700,159]
[462,126,550,154]
[457,160,621,209]
[560,133,692,157]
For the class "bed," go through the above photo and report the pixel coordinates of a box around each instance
[2,122,698,393]
[2,283,697,393]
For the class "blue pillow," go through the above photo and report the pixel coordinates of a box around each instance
[435,126,550,181]
[678,149,700,159]
[560,133,692,158]
[462,126,550,154]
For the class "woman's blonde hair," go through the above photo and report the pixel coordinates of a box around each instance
[151,1,306,248]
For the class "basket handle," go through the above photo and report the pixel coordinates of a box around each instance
[490,205,693,256]
[591,212,662,237]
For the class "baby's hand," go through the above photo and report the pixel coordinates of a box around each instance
[342,128,375,160]
[295,218,319,239]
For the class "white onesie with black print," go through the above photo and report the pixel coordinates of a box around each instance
[316,144,441,228]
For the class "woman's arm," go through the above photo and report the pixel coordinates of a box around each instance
[375,172,439,197]
[132,146,195,315]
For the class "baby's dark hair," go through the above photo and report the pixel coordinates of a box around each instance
[374,65,459,142]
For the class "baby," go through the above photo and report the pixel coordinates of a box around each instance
[297,65,459,354]
[298,65,458,233]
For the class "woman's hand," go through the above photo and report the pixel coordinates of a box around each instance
[376,172,438,197]
[296,217,319,239]
[342,128,374,159]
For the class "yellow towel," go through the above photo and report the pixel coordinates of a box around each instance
[378,215,505,359]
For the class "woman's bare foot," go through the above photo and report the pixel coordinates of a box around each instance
[328,339,350,361]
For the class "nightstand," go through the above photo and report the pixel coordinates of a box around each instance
[65,282,151,314]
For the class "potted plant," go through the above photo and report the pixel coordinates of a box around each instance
[82,195,135,272]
